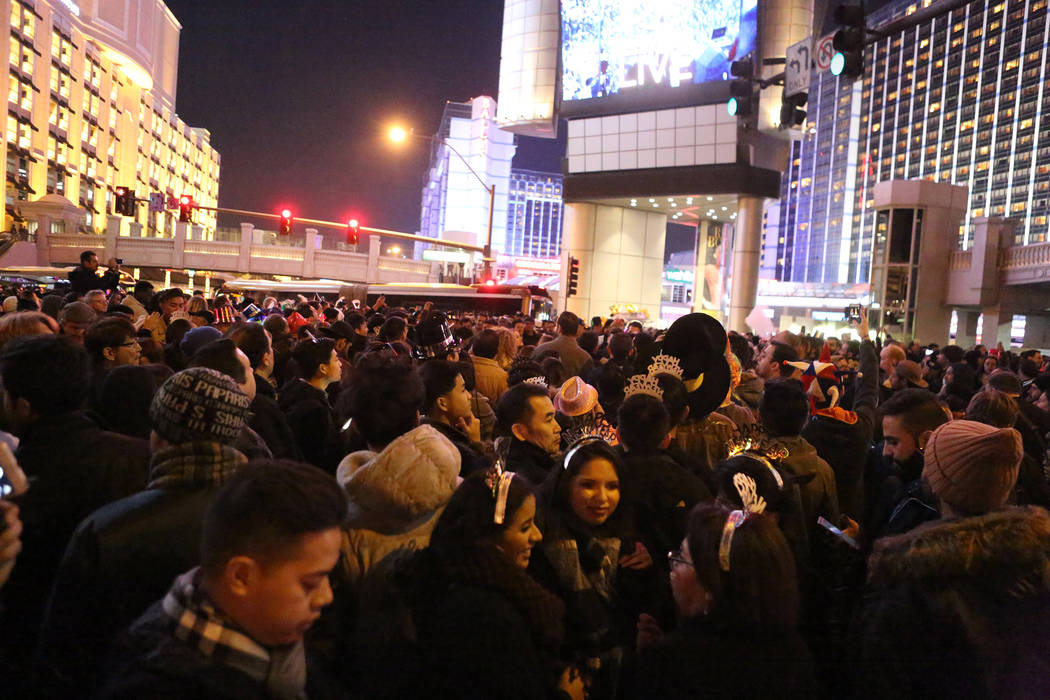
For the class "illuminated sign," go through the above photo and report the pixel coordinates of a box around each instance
[513,257,561,273]
[664,269,694,284]
[422,249,472,264]
[560,0,757,115]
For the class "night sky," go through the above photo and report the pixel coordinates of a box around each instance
[164,0,563,236]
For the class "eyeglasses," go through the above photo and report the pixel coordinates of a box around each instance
[667,549,694,569]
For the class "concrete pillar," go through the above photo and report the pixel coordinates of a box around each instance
[980,305,1014,348]
[954,310,980,348]
[173,222,187,268]
[304,228,319,278]
[562,202,665,322]
[1022,315,1050,350]
[728,195,764,333]
[692,221,709,314]
[367,234,381,281]
[239,223,254,275]
[104,216,121,263]
[128,222,143,238]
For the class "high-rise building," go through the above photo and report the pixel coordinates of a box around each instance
[778,0,1049,284]
[3,0,220,238]
[419,96,516,256]
[504,168,562,258]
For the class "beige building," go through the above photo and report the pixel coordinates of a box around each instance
[2,0,218,242]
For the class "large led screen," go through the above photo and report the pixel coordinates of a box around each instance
[560,0,758,115]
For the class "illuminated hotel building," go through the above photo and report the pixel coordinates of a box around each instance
[505,168,562,258]
[419,96,515,256]
[778,0,1049,284]
[3,0,219,238]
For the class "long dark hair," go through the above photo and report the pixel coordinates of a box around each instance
[539,438,626,538]
[685,502,799,631]
[430,471,534,552]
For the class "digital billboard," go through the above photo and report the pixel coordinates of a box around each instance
[560,0,758,116]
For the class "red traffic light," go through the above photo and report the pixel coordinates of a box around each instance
[178,194,195,223]
[180,194,192,206]
[279,209,293,236]
[115,186,126,196]
[346,218,360,245]
[281,208,292,219]
[484,278,496,286]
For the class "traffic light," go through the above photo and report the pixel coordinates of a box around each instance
[727,58,754,118]
[832,4,866,80]
[780,91,808,129]
[178,195,194,223]
[566,256,580,297]
[279,208,293,235]
[114,186,135,216]
[346,218,359,245]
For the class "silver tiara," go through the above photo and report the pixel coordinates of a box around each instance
[648,353,683,379]
[523,376,548,389]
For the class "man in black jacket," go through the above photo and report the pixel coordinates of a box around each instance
[228,322,302,460]
[0,336,151,681]
[36,367,252,696]
[68,250,120,297]
[418,359,488,476]
[495,382,561,486]
[100,462,346,699]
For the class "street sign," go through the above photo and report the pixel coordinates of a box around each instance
[148,192,165,213]
[815,33,836,72]
[785,37,812,97]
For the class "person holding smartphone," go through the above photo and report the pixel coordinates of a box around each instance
[0,443,27,589]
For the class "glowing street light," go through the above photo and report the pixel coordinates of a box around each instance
[386,123,495,281]
[387,245,401,256]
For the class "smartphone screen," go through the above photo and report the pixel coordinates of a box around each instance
[817,516,859,549]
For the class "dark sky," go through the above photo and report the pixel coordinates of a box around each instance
[164,0,563,235]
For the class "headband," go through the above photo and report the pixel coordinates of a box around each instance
[562,436,606,471]
[485,459,517,525]
[717,474,767,572]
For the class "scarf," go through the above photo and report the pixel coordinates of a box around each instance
[147,441,248,490]
[434,544,565,654]
[162,567,307,700]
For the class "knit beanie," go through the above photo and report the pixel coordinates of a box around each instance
[150,367,251,445]
[922,419,1023,515]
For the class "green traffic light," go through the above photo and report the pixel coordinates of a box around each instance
[831,51,846,76]
[727,97,739,117]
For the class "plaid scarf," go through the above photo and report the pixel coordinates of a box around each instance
[147,441,248,490]
[162,567,307,699]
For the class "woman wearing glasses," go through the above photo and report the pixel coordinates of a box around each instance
[528,438,657,699]
[635,498,815,698]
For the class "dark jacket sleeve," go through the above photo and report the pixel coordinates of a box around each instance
[249,396,303,461]
[853,340,879,438]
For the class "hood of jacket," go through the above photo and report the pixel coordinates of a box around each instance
[336,424,462,530]
[869,506,1050,595]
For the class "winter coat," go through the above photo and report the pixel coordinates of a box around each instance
[532,334,595,380]
[99,599,347,700]
[861,507,1050,699]
[802,339,879,519]
[634,617,816,699]
[0,412,150,668]
[420,418,489,476]
[336,424,461,586]
[506,438,557,487]
[68,264,119,296]
[734,370,764,412]
[771,434,840,530]
[279,378,340,472]
[36,442,248,696]
[616,447,712,557]
[248,373,302,461]
[471,355,509,405]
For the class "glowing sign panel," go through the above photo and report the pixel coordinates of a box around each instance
[561,0,757,104]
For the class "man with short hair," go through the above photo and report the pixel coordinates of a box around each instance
[495,382,561,486]
[83,289,109,314]
[68,250,120,297]
[532,311,595,379]
[100,461,345,698]
[37,368,253,694]
[866,388,951,538]
[142,288,188,344]
[0,335,151,676]
[228,323,302,460]
[754,340,799,380]
[84,316,140,370]
[471,328,508,404]
[419,359,487,476]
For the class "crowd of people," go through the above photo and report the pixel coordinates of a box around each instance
[0,248,1048,698]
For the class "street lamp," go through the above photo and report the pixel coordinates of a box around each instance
[387,125,495,281]
[387,245,401,256]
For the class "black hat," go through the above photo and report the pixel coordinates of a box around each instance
[320,320,356,342]
[660,313,732,420]
[413,311,459,360]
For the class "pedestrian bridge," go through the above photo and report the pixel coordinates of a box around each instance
[2,210,440,287]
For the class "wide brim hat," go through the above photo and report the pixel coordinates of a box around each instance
[554,376,599,417]
[659,313,732,420]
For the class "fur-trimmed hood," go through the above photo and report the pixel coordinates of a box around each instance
[337,424,462,532]
[868,506,1050,594]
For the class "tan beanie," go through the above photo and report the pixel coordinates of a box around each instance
[922,419,1023,515]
